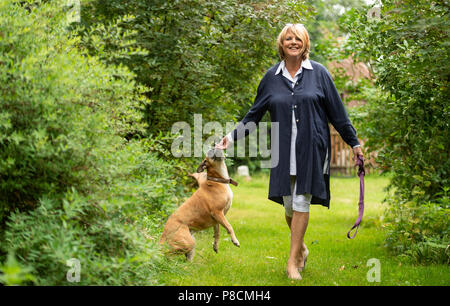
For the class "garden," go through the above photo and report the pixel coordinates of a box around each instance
[0,0,448,286]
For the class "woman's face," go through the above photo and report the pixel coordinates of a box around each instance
[282,29,303,60]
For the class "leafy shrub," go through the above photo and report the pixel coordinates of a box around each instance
[384,189,449,264]
[0,252,36,285]
[339,0,449,263]
[3,141,178,285]
[0,0,146,221]
[0,0,181,285]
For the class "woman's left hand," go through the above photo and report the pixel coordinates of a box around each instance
[353,146,364,166]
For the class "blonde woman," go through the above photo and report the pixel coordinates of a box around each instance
[216,24,363,280]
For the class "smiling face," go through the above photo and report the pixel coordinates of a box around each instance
[276,24,310,61]
[282,30,303,59]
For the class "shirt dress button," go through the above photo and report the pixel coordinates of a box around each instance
[291,92,294,95]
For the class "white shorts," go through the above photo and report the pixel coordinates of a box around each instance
[283,176,312,216]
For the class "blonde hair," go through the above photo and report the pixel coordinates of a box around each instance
[276,23,310,61]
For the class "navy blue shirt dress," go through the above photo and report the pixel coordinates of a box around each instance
[231,60,360,208]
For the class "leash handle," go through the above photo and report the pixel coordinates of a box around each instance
[347,154,365,239]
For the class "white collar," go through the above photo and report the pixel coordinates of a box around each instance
[275,59,313,76]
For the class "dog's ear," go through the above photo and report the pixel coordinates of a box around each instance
[196,159,207,173]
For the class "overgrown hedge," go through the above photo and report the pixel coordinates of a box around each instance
[340,0,449,264]
[0,0,181,285]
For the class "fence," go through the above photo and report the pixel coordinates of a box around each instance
[329,125,377,176]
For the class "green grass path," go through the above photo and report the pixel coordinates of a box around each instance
[158,174,449,286]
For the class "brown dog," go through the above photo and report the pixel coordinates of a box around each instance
[159,148,240,261]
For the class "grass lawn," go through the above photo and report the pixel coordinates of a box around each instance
[157,173,450,286]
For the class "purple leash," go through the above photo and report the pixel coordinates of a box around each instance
[347,155,365,239]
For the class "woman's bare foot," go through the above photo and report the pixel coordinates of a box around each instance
[287,260,302,280]
[298,247,309,272]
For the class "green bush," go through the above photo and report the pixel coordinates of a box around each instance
[339,0,449,263]
[3,141,178,285]
[384,191,449,264]
[0,0,180,285]
[0,0,146,220]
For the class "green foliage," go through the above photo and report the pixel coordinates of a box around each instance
[304,0,366,64]
[0,252,36,285]
[0,0,147,220]
[76,0,313,137]
[384,190,450,264]
[339,0,450,263]
[4,184,172,285]
[0,0,181,284]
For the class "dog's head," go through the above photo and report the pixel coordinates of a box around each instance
[196,148,225,173]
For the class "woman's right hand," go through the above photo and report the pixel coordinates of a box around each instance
[215,136,230,150]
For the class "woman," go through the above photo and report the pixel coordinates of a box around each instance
[216,23,363,280]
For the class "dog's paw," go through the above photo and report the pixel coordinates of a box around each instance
[233,240,240,248]
[213,245,218,253]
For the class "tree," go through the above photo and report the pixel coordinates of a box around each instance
[304,0,366,64]
[77,0,313,136]
[340,0,449,263]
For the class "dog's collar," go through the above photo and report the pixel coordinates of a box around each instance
[207,176,238,186]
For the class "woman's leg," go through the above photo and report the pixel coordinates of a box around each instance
[286,211,309,280]
[285,214,308,271]
[283,176,311,279]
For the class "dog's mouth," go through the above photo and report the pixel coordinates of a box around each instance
[206,148,225,161]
